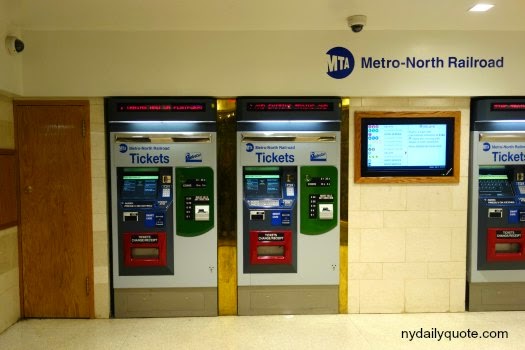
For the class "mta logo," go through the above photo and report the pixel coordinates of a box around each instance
[483,142,491,152]
[119,144,128,153]
[326,47,355,79]
[246,143,254,152]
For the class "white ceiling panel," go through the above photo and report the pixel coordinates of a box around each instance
[12,0,525,31]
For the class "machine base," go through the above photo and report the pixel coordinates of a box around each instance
[468,282,525,311]
[238,285,339,315]
[114,287,217,317]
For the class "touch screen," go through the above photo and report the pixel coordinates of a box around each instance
[121,175,159,200]
[244,174,281,198]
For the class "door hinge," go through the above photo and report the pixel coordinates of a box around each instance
[82,119,86,138]
[86,277,90,296]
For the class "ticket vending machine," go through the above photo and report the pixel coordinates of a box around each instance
[468,97,525,311]
[106,97,217,317]
[236,97,341,315]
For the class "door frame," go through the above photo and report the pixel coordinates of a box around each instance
[15,100,95,318]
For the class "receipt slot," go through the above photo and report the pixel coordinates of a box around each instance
[468,97,525,311]
[106,97,217,317]
[236,97,341,315]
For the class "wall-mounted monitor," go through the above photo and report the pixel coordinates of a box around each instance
[355,111,461,183]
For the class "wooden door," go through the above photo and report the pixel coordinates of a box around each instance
[15,101,94,318]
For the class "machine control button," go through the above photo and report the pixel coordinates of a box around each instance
[155,213,165,227]
[144,212,156,227]
[283,199,293,207]
[509,209,519,224]
[247,199,280,207]
[271,212,281,226]
[281,211,291,225]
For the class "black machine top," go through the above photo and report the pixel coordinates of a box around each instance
[236,97,341,132]
[105,97,217,132]
[471,97,525,132]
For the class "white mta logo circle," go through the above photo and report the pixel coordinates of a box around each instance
[326,47,355,79]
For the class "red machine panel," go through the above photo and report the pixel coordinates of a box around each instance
[250,230,292,265]
[124,232,167,267]
[487,228,525,262]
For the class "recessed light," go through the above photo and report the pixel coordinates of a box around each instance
[469,4,494,12]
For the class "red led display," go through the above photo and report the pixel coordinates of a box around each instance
[246,102,333,112]
[491,103,525,111]
[117,103,206,112]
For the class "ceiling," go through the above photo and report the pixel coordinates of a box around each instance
[9,0,525,31]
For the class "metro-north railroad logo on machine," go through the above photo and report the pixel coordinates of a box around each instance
[119,144,128,153]
[185,152,203,162]
[246,143,255,152]
[310,151,327,161]
[483,142,491,151]
[326,47,355,79]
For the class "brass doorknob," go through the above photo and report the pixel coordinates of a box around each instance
[24,186,33,193]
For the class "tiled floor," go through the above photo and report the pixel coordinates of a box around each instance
[0,312,524,349]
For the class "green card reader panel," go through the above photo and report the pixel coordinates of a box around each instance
[175,167,215,237]
[300,166,338,235]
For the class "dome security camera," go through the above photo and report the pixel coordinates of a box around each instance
[5,36,25,55]
[347,15,367,33]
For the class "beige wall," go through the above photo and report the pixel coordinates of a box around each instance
[347,97,470,313]
[0,0,23,95]
[90,98,110,318]
[0,93,20,333]
[0,94,14,149]
[20,30,525,97]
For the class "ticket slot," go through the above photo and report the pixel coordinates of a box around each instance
[123,212,139,221]
[131,247,160,259]
[250,230,292,265]
[495,243,521,253]
[124,232,167,267]
[257,246,285,256]
[487,228,525,262]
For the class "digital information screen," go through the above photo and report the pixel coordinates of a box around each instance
[122,175,159,200]
[491,103,525,112]
[367,124,447,169]
[245,174,281,198]
[117,103,206,112]
[246,102,333,112]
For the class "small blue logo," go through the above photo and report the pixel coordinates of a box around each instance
[483,142,491,152]
[185,152,203,162]
[326,47,355,79]
[246,143,254,152]
[310,151,327,161]
[119,144,128,153]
